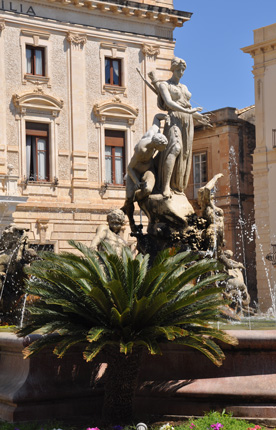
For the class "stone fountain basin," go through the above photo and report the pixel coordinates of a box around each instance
[136,329,276,425]
[0,333,104,422]
[1,330,276,424]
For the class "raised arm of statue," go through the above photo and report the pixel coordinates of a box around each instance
[204,173,224,191]
[198,173,224,210]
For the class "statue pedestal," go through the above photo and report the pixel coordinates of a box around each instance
[135,193,206,257]
[140,192,194,227]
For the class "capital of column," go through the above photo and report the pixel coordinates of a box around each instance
[66,31,87,49]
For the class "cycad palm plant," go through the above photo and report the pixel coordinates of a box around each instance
[17,241,237,424]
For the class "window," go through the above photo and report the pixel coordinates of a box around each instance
[105,58,122,86]
[193,152,207,198]
[105,130,125,185]
[26,122,49,182]
[29,244,54,252]
[273,129,276,148]
[26,45,45,76]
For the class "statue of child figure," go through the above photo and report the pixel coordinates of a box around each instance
[90,209,127,255]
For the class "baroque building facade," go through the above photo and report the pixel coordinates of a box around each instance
[0,0,190,252]
[243,23,276,311]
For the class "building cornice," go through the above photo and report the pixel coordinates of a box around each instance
[242,38,276,57]
[40,0,192,27]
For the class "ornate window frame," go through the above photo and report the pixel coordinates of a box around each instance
[100,42,127,96]
[20,28,51,87]
[13,88,63,195]
[93,97,138,196]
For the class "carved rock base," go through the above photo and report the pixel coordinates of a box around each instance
[139,192,194,227]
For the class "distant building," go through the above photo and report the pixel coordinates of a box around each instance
[243,23,276,311]
[0,0,190,252]
[187,106,257,304]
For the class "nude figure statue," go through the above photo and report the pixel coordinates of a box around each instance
[121,113,168,232]
[90,209,127,255]
[197,173,224,255]
[220,249,253,315]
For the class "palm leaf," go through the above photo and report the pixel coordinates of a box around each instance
[18,242,237,372]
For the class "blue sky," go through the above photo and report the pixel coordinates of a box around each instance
[173,0,276,112]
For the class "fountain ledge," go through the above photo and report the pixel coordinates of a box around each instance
[1,330,276,424]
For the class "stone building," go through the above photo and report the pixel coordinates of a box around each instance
[243,23,276,311]
[0,0,191,252]
[187,106,257,304]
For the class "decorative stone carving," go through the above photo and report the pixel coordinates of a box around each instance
[0,20,5,34]
[36,219,49,244]
[12,89,64,116]
[220,250,254,316]
[142,44,160,60]
[66,32,87,49]
[93,97,138,124]
[142,44,160,57]
[198,173,224,255]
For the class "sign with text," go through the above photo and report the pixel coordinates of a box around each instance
[0,1,35,16]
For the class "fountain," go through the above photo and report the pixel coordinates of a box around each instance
[0,224,37,325]
[0,57,276,425]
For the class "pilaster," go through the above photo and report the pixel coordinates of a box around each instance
[67,31,88,199]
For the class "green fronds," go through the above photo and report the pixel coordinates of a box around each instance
[53,334,86,358]
[22,334,61,359]
[176,336,225,367]
[18,241,237,367]
[87,327,105,343]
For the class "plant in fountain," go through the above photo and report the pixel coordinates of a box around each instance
[17,241,237,424]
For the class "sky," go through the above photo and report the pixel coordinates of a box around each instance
[173,0,276,112]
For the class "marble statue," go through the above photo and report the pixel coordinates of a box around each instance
[220,249,253,316]
[197,173,224,255]
[149,57,211,198]
[90,209,127,255]
[121,113,168,232]
[121,58,215,254]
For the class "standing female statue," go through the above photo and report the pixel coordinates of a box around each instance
[149,57,211,198]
